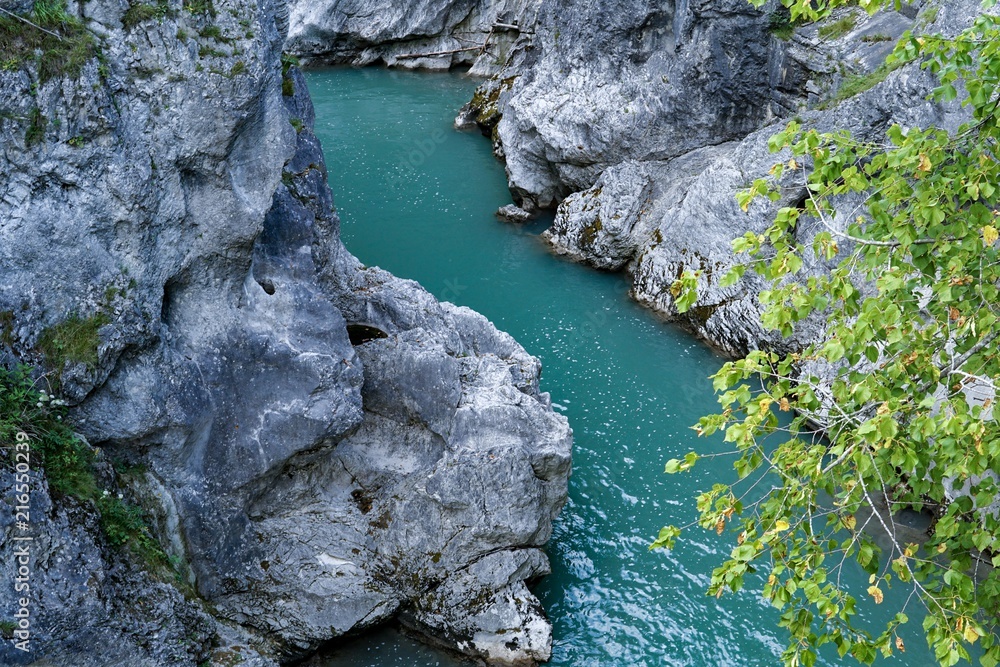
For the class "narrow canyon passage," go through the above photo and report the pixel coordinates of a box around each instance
[304,67,932,667]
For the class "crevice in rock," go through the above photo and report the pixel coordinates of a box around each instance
[346,322,388,345]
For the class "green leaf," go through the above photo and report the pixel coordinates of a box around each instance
[650,525,681,551]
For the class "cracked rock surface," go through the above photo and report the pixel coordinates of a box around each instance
[0,2,570,665]
[458,0,984,355]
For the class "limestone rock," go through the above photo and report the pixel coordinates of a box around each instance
[285,0,540,74]
[496,203,534,223]
[466,0,984,355]
[0,3,571,665]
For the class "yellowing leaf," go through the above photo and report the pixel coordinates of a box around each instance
[779,397,791,411]
[964,624,981,643]
[868,585,884,604]
[917,153,932,173]
[842,515,856,531]
[984,225,999,246]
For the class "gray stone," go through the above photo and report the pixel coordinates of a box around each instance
[469,0,791,209]
[496,203,534,223]
[286,0,539,74]
[0,1,572,664]
[0,0,33,15]
[460,0,985,355]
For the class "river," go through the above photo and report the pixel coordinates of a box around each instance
[302,67,930,667]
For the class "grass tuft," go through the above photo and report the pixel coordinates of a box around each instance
[122,1,170,31]
[281,52,298,96]
[37,312,109,373]
[817,14,857,40]
[25,107,46,145]
[0,0,99,81]
[182,0,215,17]
[768,11,796,41]
[820,59,903,108]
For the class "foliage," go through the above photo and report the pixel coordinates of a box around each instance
[37,312,109,374]
[0,365,170,569]
[657,0,1000,665]
[818,13,858,40]
[769,10,798,40]
[121,0,170,31]
[1,365,94,498]
[0,0,98,81]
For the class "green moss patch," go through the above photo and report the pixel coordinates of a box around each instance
[822,59,902,107]
[817,13,857,40]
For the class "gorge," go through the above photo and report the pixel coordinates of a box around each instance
[0,0,996,664]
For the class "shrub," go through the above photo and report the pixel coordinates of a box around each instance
[0,365,170,570]
[768,11,796,40]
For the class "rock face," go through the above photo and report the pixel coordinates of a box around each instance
[286,0,539,74]
[275,0,981,355]
[479,0,790,209]
[458,0,985,355]
[0,1,570,665]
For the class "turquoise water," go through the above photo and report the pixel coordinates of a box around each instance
[304,67,930,666]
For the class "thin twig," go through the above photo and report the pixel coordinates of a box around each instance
[0,6,63,39]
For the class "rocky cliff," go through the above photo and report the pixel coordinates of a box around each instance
[294,0,976,358]
[285,0,539,74]
[459,0,985,355]
[279,0,987,356]
[0,1,570,665]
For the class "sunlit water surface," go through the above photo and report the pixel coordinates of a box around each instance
[303,67,930,667]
